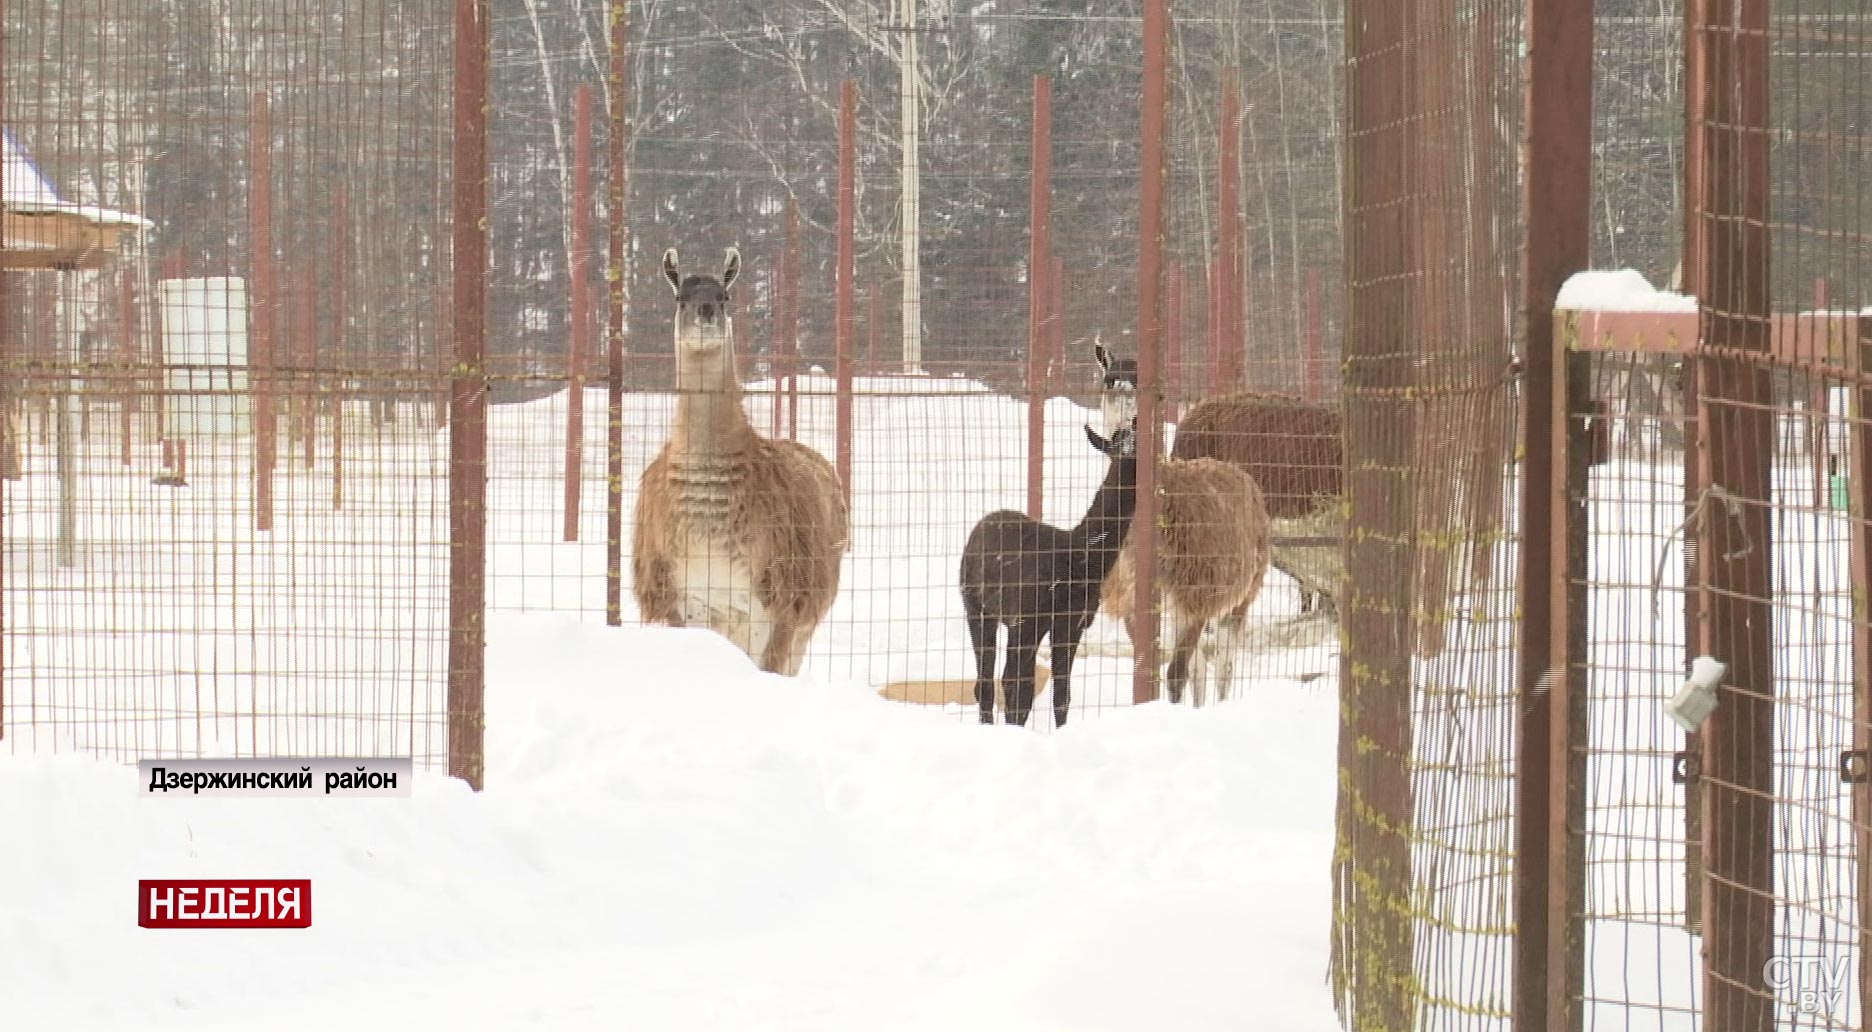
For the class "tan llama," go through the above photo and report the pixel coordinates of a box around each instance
[1098,456,1272,707]
[632,247,849,676]
[1093,342,1274,705]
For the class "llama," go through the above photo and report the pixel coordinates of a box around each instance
[1095,338,1343,615]
[1092,342,1273,705]
[632,247,849,676]
[959,420,1138,728]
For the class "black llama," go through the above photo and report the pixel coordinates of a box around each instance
[959,420,1139,727]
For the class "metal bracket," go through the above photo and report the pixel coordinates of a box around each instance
[1673,750,1701,785]
[1841,750,1869,785]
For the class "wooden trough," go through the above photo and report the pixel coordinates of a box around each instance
[880,665,1052,706]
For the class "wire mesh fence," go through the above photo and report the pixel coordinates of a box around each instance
[5,0,1872,1028]
[1546,3,1872,1029]
[1,0,457,767]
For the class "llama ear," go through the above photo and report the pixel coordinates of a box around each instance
[721,247,741,292]
[662,249,682,295]
[1093,336,1112,372]
[1084,424,1111,453]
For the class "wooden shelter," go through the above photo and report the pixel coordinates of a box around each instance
[1,129,149,270]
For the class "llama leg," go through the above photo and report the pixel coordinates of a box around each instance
[1191,619,1217,709]
[785,623,816,677]
[756,612,799,676]
[1163,605,1204,706]
[1048,616,1093,729]
[1001,622,1045,727]
[748,608,781,674]
[964,607,1000,725]
[1213,601,1252,703]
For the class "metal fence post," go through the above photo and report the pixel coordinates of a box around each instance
[603,0,631,629]
[1027,74,1051,521]
[1131,0,1168,708]
[1691,1,1775,1026]
[1515,2,1594,1029]
[249,91,277,534]
[448,0,491,791]
[836,79,856,512]
[565,83,594,543]
[1332,0,1419,1026]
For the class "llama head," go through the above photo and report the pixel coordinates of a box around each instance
[663,246,741,381]
[1084,418,1137,460]
[1092,334,1138,437]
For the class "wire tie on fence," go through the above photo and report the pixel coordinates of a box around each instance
[1649,484,1753,625]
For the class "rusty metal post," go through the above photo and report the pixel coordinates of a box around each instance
[1050,255,1065,386]
[565,83,594,543]
[1206,257,1222,389]
[1304,266,1324,401]
[1809,277,1830,506]
[1513,2,1594,1030]
[784,200,800,441]
[1027,74,1052,521]
[1,0,7,738]
[836,79,857,511]
[249,91,277,533]
[1692,1,1774,1027]
[771,228,787,438]
[1854,311,1872,1027]
[604,0,632,628]
[1131,0,1168,708]
[1678,0,1712,919]
[448,0,491,791]
[1332,0,1420,1027]
[1217,66,1243,390]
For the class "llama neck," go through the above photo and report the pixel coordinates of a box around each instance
[1069,456,1139,563]
[671,351,751,469]
[668,350,753,537]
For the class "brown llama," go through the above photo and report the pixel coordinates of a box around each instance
[1095,339,1343,616]
[1093,345,1272,704]
[961,421,1138,727]
[632,247,850,676]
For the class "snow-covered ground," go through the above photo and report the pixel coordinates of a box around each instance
[1,371,1334,762]
[1,612,1342,1030]
[2,372,1344,1028]
[8,274,1868,1028]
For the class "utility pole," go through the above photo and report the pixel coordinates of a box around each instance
[896,0,924,374]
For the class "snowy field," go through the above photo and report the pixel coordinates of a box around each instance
[0,371,1335,762]
[1,614,1342,1030]
[1,373,1344,1029]
[6,286,1870,1026]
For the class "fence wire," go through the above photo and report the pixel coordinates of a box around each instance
[1567,2,1872,1028]
[1,0,455,767]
